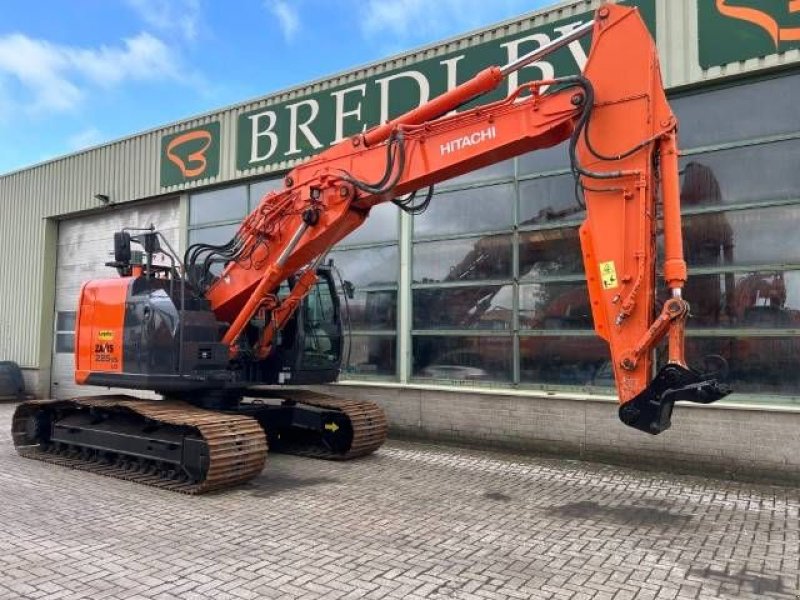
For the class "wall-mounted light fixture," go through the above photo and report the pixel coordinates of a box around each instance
[94,193,111,205]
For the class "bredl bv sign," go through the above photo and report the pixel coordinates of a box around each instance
[159,0,654,185]
[235,0,654,172]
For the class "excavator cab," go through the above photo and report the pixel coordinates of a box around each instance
[265,264,344,386]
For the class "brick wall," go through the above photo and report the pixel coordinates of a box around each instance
[318,383,800,485]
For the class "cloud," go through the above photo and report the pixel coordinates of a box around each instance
[266,0,300,42]
[68,127,104,151]
[359,0,534,40]
[0,32,186,116]
[125,0,202,42]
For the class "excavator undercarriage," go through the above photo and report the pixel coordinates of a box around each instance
[13,391,387,494]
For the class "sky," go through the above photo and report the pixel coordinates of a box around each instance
[0,0,551,175]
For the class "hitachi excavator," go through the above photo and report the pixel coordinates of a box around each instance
[12,4,729,493]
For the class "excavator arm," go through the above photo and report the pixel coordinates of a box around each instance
[198,4,729,434]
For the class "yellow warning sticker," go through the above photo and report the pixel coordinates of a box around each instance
[599,261,619,290]
[324,422,339,433]
[98,330,114,341]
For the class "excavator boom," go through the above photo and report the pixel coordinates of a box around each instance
[203,4,729,433]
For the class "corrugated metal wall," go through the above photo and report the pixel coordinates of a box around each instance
[1,0,798,373]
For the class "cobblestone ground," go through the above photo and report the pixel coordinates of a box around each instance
[0,403,798,600]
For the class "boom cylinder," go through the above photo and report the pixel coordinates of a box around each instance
[362,18,594,148]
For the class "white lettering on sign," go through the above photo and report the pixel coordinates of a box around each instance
[440,126,497,156]
[249,110,279,163]
[286,99,323,155]
[330,84,367,144]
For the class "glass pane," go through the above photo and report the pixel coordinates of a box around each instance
[412,335,512,382]
[343,290,396,330]
[188,224,239,247]
[328,245,398,288]
[413,234,512,283]
[676,271,800,329]
[518,174,584,226]
[414,285,513,331]
[671,73,800,149]
[343,335,396,377]
[519,226,584,278]
[337,202,398,245]
[56,311,76,332]
[683,336,800,396]
[55,333,75,354]
[519,282,592,330]
[189,186,248,226]
[679,140,800,209]
[249,177,284,210]
[439,158,514,188]
[520,335,612,387]
[682,205,800,269]
[414,183,514,238]
[518,139,571,176]
[300,281,341,372]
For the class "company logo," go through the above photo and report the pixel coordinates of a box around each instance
[97,330,114,341]
[440,126,497,156]
[160,122,221,187]
[700,1,800,68]
[166,130,213,177]
[716,0,800,47]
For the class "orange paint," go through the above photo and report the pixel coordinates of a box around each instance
[75,278,128,383]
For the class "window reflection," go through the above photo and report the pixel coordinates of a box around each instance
[343,335,396,377]
[338,202,398,245]
[519,227,583,278]
[343,290,397,330]
[682,336,800,395]
[679,271,800,329]
[670,72,800,149]
[413,234,512,283]
[519,282,592,330]
[519,336,611,387]
[414,285,512,330]
[413,336,512,382]
[189,186,248,226]
[679,140,800,208]
[414,184,514,238]
[328,245,398,288]
[682,205,800,268]
[518,174,584,225]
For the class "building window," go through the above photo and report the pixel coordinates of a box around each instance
[328,205,399,380]
[55,311,76,354]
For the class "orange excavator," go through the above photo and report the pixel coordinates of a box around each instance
[12,4,729,493]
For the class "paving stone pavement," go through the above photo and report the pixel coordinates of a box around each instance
[0,403,798,600]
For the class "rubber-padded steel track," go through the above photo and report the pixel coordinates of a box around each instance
[271,390,388,459]
[12,396,267,494]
